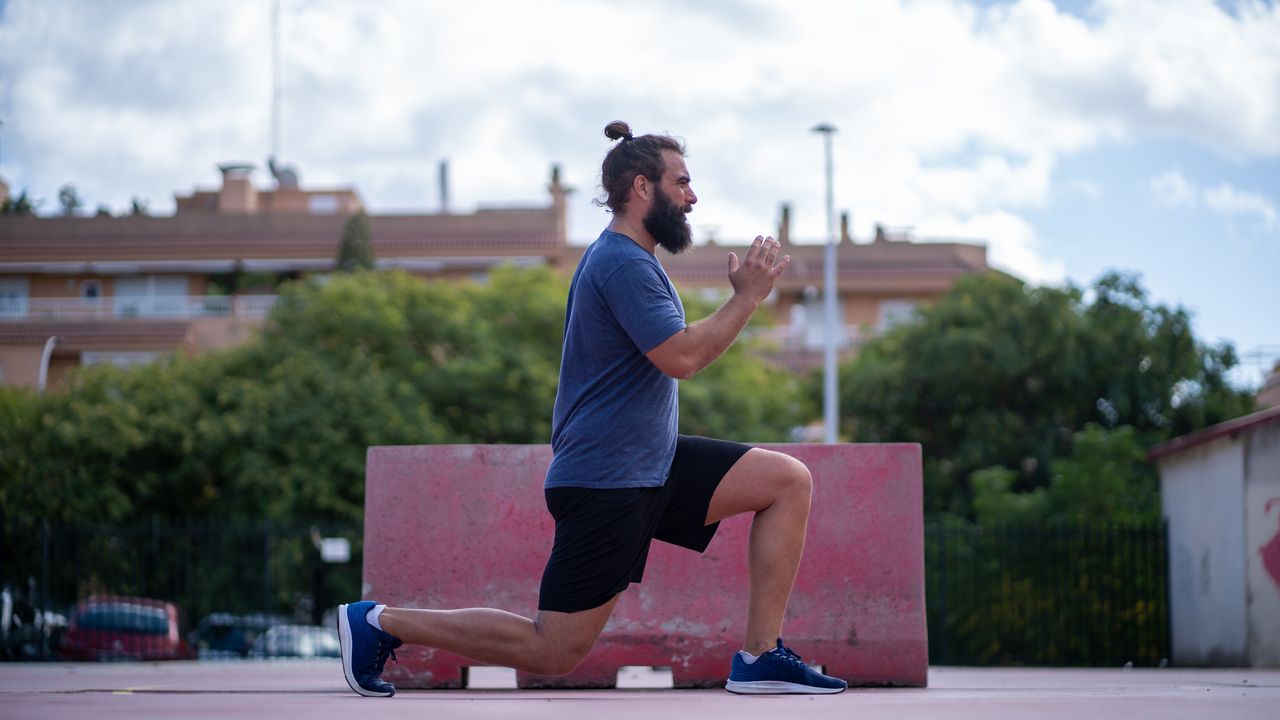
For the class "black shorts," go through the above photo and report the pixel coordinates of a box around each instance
[538,435,752,613]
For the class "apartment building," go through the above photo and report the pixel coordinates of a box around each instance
[0,165,986,388]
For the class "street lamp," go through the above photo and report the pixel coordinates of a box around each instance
[38,336,62,393]
[811,123,838,444]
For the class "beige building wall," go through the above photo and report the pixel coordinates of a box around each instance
[0,345,43,388]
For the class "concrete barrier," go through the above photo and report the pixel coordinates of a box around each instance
[363,443,927,688]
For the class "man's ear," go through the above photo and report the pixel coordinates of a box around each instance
[632,173,650,202]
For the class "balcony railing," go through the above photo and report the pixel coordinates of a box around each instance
[0,295,279,321]
[748,324,872,352]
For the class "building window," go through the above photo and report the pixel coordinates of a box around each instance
[878,299,919,330]
[81,279,102,304]
[802,290,847,350]
[0,277,29,317]
[114,276,189,317]
[81,351,165,368]
[308,194,340,214]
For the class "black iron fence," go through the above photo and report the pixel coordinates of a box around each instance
[925,521,1170,667]
[3,518,1169,665]
[1,519,361,660]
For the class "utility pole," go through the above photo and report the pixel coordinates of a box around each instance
[812,123,839,443]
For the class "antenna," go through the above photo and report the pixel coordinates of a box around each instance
[271,0,281,162]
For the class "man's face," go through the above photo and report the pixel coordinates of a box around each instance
[643,152,697,255]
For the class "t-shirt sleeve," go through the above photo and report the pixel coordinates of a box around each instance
[600,259,687,353]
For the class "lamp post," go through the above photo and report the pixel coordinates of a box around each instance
[38,336,62,393]
[811,123,838,444]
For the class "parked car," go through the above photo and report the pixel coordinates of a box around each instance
[247,624,340,659]
[189,613,289,659]
[1,583,67,660]
[59,595,194,661]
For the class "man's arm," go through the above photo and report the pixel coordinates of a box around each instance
[646,235,790,380]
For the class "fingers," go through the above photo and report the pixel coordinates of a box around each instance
[728,251,740,273]
[747,235,781,265]
[763,237,780,266]
[772,254,792,277]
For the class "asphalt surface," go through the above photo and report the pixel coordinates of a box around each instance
[2,661,1277,719]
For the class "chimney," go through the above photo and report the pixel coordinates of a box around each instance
[217,163,258,214]
[438,159,451,213]
[840,211,851,243]
[778,203,791,244]
[549,164,571,246]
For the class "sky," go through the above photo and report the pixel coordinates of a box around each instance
[0,0,1276,386]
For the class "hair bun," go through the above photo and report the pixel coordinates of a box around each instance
[604,120,633,142]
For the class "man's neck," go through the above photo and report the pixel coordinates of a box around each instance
[607,216,656,254]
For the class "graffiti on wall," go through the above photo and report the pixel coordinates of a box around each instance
[1263,498,1280,591]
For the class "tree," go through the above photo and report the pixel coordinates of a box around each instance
[56,184,83,217]
[838,270,1253,518]
[1,189,40,215]
[129,197,150,216]
[677,293,811,441]
[335,211,375,272]
[972,424,1158,525]
[1,267,809,526]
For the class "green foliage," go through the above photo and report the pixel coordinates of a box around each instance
[973,425,1158,525]
[57,184,83,217]
[2,267,800,526]
[927,520,1168,666]
[840,270,1253,519]
[335,211,375,272]
[1,188,40,215]
[677,292,810,441]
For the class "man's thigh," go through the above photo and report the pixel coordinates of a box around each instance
[704,447,810,525]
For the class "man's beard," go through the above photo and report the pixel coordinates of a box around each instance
[644,189,693,255]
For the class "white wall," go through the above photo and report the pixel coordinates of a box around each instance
[1245,420,1280,667]
[1159,437,1248,666]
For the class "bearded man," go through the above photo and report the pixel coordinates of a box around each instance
[337,121,847,696]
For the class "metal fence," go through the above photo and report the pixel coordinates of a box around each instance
[925,521,1170,667]
[1,519,361,660]
[2,518,1169,665]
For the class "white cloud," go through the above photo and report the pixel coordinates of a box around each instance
[1065,178,1103,199]
[1203,182,1278,229]
[1144,170,1277,231]
[1147,170,1198,207]
[916,210,1067,285]
[0,0,1277,282]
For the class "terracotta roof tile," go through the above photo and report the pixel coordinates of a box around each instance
[0,321,191,345]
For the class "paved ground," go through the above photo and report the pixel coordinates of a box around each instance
[2,661,1277,719]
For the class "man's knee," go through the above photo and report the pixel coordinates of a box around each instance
[778,453,813,504]
[527,639,594,677]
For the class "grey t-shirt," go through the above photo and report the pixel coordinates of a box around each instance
[545,230,686,489]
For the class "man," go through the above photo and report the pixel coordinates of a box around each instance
[337,121,847,696]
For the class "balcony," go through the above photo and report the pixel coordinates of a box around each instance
[0,295,279,321]
[748,324,872,352]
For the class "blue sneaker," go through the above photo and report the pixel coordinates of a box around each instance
[337,601,403,697]
[726,639,847,694]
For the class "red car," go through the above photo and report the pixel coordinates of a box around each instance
[59,596,194,661]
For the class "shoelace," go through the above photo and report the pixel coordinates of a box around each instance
[373,637,399,675]
[770,645,808,669]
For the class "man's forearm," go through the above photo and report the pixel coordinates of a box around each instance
[676,293,760,376]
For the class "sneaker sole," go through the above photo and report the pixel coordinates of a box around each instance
[337,603,393,698]
[725,679,846,695]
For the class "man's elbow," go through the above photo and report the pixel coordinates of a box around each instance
[657,356,699,380]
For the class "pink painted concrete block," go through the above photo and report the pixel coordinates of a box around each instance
[363,443,927,688]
